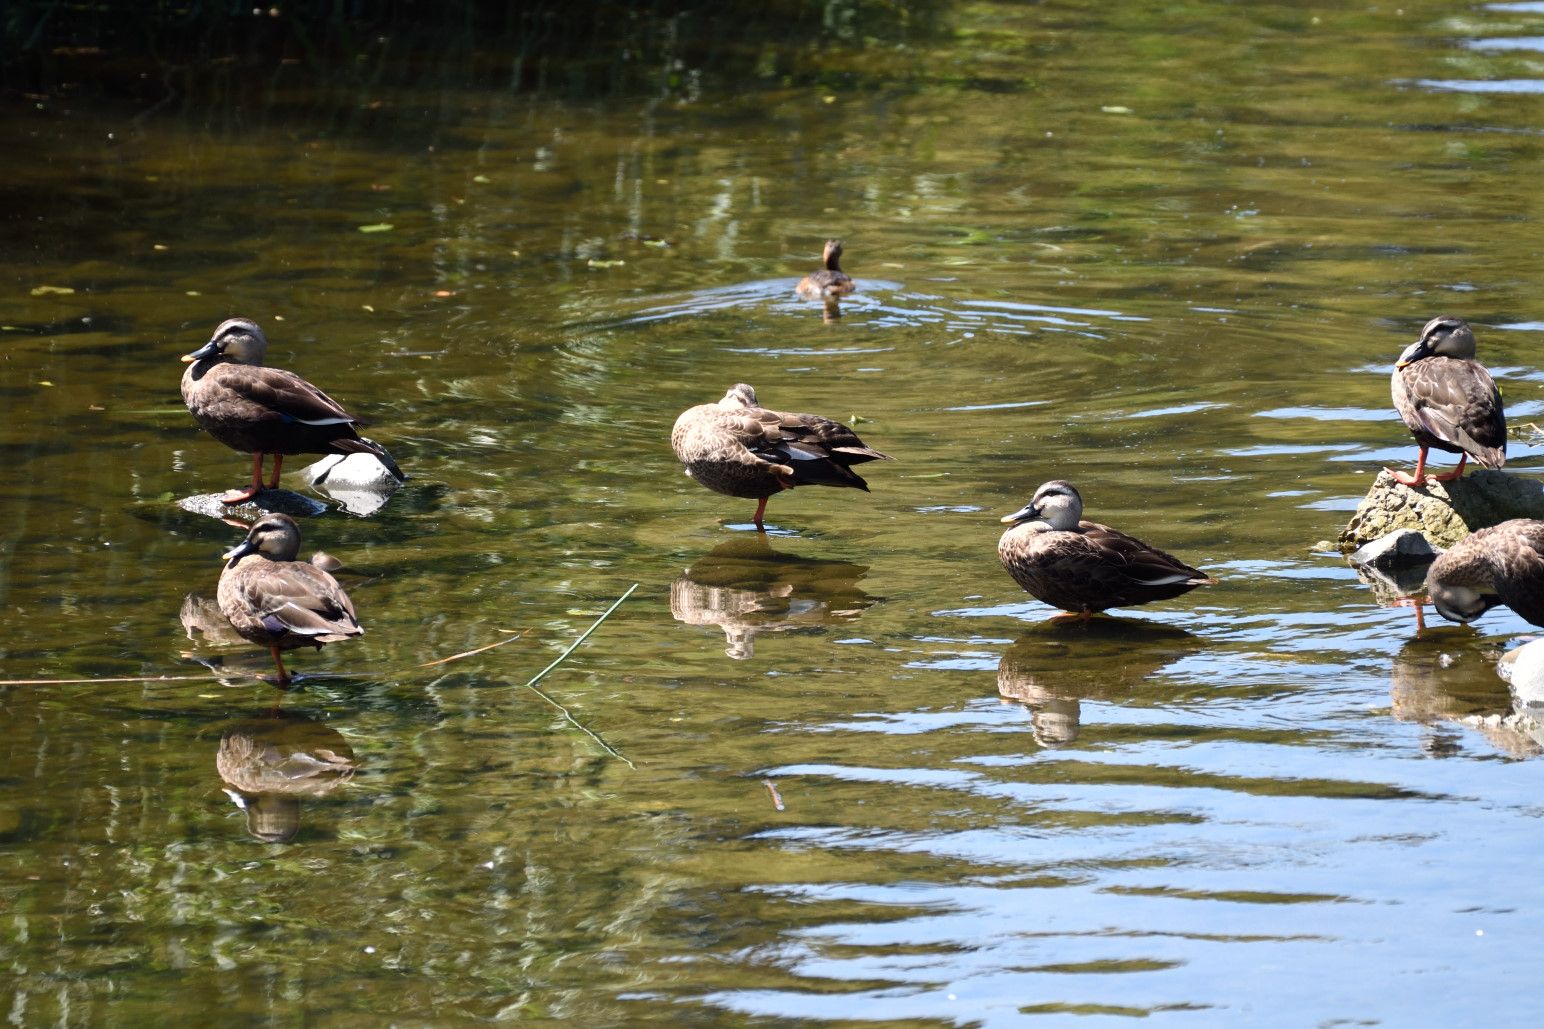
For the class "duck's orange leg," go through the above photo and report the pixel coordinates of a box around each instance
[1388,447,1429,487]
[269,644,292,688]
[1429,453,1468,483]
[752,496,770,532]
[221,453,267,504]
[265,454,285,489]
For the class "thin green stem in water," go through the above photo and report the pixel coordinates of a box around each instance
[521,583,639,769]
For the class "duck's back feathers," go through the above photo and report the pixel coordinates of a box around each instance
[672,386,889,500]
[219,558,363,651]
[999,519,1213,614]
[1392,356,1506,467]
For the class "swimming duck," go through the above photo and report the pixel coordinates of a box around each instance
[217,513,363,685]
[671,383,890,530]
[1389,315,1505,487]
[1425,519,1544,627]
[795,239,857,299]
[998,480,1214,616]
[181,318,404,504]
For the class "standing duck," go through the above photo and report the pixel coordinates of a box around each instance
[1389,315,1505,487]
[671,383,890,530]
[181,318,403,504]
[795,239,857,299]
[998,480,1215,616]
[218,513,364,686]
[1425,519,1544,627]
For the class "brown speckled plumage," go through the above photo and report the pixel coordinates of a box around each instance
[671,383,889,528]
[1390,315,1505,484]
[998,480,1214,615]
[795,239,857,298]
[1426,519,1544,627]
[181,317,402,500]
[217,513,363,684]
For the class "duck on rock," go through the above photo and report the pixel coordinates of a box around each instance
[671,383,890,531]
[1389,315,1505,487]
[998,480,1215,617]
[181,318,403,504]
[217,513,364,686]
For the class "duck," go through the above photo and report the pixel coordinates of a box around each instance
[795,239,857,299]
[671,383,890,530]
[998,480,1214,616]
[181,317,404,504]
[1389,315,1505,487]
[1424,519,1544,627]
[217,513,363,686]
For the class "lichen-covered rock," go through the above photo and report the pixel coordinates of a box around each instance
[1339,470,1544,551]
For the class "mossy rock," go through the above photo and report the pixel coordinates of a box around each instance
[1339,470,1544,551]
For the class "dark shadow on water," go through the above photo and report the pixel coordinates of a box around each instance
[215,708,358,844]
[670,535,877,659]
[996,618,1201,747]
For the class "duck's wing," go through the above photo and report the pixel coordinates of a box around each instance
[236,564,362,641]
[772,410,889,464]
[211,365,362,428]
[1491,521,1544,624]
[1077,522,1214,590]
[1402,359,1506,465]
[743,407,889,489]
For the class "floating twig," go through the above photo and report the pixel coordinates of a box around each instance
[762,778,785,811]
[419,628,529,667]
[0,673,228,686]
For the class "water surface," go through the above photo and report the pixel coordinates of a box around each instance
[3,2,1543,1024]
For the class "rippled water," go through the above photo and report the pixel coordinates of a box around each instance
[4,1,1544,1023]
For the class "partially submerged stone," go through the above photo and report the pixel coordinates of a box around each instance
[1346,528,1440,602]
[177,489,327,521]
[1339,469,1544,551]
[303,453,403,517]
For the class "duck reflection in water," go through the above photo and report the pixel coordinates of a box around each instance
[997,618,1199,747]
[1389,633,1541,759]
[670,535,877,659]
[216,709,358,843]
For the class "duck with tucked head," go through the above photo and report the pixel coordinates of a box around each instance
[217,513,363,686]
[181,318,404,504]
[998,480,1215,617]
[795,239,857,299]
[1424,519,1544,628]
[1389,315,1505,487]
[671,383,890,531]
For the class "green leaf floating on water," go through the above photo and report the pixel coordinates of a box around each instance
[30,285,75,296]
[358,223,394,233]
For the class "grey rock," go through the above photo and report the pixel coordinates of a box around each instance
[1339,469,1544,551]
[177,490,328,520]
[1346,529,1441,601]
[1497,639,1544,709]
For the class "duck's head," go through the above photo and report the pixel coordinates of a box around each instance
[720,383,760,408]
[822,239,845,268]
[1397,315,1476,368]
[1000,480,1083,530]
[222,513,303,566]
[183,317,269,367]
[1427,580,1497,624]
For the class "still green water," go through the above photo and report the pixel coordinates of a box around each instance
[3,1,1544,1023]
